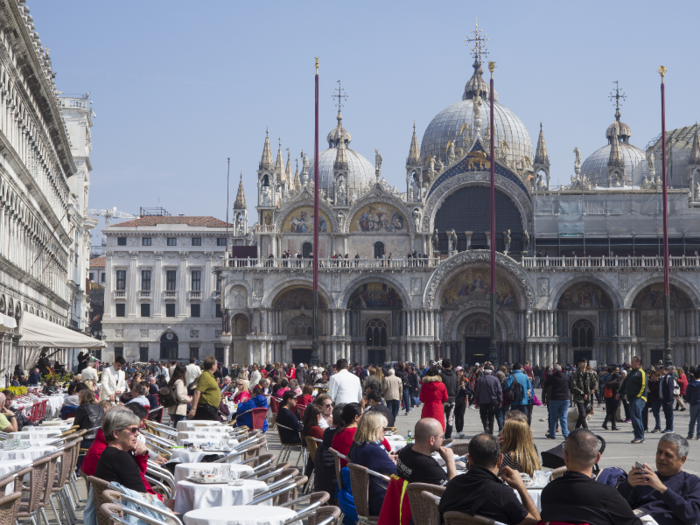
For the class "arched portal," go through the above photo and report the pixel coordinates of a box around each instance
[160,331,179,360]
[231,314,249,336]
[571,319,594,363]
[434,186,524,252]
[365,319,387,365]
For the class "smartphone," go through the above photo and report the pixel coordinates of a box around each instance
[634,461,645,470]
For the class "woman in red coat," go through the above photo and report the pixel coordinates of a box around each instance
[420,366,448,430]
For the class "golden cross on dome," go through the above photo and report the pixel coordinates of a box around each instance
[609,80,627,112]
[465,18,489,63]
[332,80,348,112]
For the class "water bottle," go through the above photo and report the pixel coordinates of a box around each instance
[406,431,412,444]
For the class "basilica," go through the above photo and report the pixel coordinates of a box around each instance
[209,38,700,370]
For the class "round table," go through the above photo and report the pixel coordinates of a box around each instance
[513,488,543,511]
[10,430,62,439]
[46,395,66,418]
[170,448,242,464]
[184,506,297,525]
[385,436,407,452]
[10,438,56,447]
[174,463,254,484]
[178,431,234,441]
[177,436,239,447]
[177,421,225,432]
[174,479,268,514]
[0,446,55,462]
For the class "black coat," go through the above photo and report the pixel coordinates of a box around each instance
[543,370,570,401]
[441,369,458,402]
[314,427,337,493]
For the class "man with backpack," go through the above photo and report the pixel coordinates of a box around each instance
[504,363,531,416]
[573,358,598,429]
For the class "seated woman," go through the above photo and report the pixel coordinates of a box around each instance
[298,385,315,407]
[347,411,397,516]
[234,385,269,432]
[0,393,18,433]
[232,380,251,404]
[301,404,324,476]
[94,409,148,492]
[499,418,540,477]
[289,379,302,396]
[275,390,302,444]
[313,394,333,429]
[43,376,60,395]
[74,389,105,448]
[276,379,290,398]
[332,403,394,467]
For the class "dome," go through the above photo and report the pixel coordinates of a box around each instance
[420,61,532,170]
[327,113,352,147]
[580,143,645,186]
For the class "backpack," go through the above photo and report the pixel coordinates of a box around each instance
[506,377,523,402]
[157,385,178,407]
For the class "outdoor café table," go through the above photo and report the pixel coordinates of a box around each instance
[385,435,407,452]
[513,488,543,511]
[178,431,236,443]
[11,430,62,439]
[177,436,240,447]
[174,463,254,484]
[174,479,268,514]
[170,447,242,464]
[0,459,32,494]
[177,421,224,432]
[46,395,66,417]
[184,506,297,525]
[0,446,56,462]
[7,438,57,447]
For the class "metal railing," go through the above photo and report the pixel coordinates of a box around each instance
[522,255,700,270]
[222,257,440,269]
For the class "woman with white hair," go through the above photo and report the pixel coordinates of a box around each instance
[94,409,148,492]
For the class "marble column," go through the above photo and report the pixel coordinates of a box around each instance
[127,251,138,317]
[248,341,254,366]
[178,252,188,317]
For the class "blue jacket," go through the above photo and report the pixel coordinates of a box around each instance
[687,380,700,407]
[349,441,397,516]
[233,395,269,432]
[505,369,532,406]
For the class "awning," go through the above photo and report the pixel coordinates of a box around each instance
[18,312,106,349]
[0,312,17,331]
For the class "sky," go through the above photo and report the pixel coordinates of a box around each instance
[29,1,700,240]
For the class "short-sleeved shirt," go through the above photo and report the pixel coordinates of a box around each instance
[397,444,448,486]
[196,370,222,408]
[0,413,11,431]
[439,465,528,524]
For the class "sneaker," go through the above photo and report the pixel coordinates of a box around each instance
[688,436,694,440]
[651,428,661,433]
[625,419,632,423]
[631,438,645,444]
[696,436,700,441]
[545,433,556,439]
[612,427,620,431]
[663,429,674,433]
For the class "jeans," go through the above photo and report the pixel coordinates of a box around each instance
[689,404,700,438]
[454,403,466,433]
[444,403,455,438]
[495,407,504,432]
[76,439,94,471]
[629,397,645,441]
[387,399,400,420]
[663,401,674,431]
[479,403,497,434]
[171,414,186,428]
[575,402,588,429]
[651,401,662,430]
[402,387,411,414]
[512,405,528,415]
[549,399,570,437]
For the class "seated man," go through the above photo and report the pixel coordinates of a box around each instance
[541,428,641,525]
[365,390,395,427]
[618,433,700,525]
[126,383,152,410]
[397,418,456,486]
[439,433,540,525]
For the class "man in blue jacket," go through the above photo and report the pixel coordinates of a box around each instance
[505,363,532,416]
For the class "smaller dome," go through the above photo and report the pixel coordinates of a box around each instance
[326,112,352,148]
[580,143,645,186]
[462,59,498,102]
[605,109,631,142]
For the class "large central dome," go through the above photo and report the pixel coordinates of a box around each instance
[420,59,533,170]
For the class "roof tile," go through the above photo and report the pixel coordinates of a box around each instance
[111,216,232,228]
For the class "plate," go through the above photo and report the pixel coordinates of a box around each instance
[185,476,226,484]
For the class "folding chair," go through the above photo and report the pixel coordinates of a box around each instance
[275,423,305,466]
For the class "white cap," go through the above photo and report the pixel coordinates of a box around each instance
[475,362,480,367]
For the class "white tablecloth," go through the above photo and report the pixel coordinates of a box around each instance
[174,463,254,484]
[46,395,66,418]
[0,459,31,495]
[8,438,56,447]
[178,431,233,441]
[10,430,62,439]
[385,436,407,452]
[174,479,268,513]
[177,421,225,432]
[170,448,242,464]
[513,488,543,511]
[184,506,296,525]
[0,446,55,462]
[39,421,72,428]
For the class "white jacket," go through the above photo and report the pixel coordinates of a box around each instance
[185,364,201,387]
[100,366,127,401]
[328,369,363,405]
[81,366,98,383]
[250,370,262,387]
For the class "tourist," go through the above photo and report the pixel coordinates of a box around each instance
[166,363,191,428]
[382,368,403,420]
[249,364,261,387]
[440,359,458,438]
[275,379,290,398]
[675,368,688,411]
[395,362,412,415]
[439,433,540,525]
[648,370,663,433]
[276,390,302,444]
[233,379,251,404]
[100,356,127,403]
[0,393,18,432]
[544,363,570,438]
[188,356,221,421]
[314,403,345,492]
[234,385,269,431]
[331,402,363,466]
[420,366,448,431]
[347,411,396,516]
[540,429,640,525]
[572,358,597,429]
[365,390,395,427]
[407,365,421,409]
[687,369,700,440]
[28,367,40,386]
[618,356,648,444]
[301,404,324,477]
[602,372,621,431]
[74,389,104,454]
[504,363,532,415]
[314,394,333,429]
[500,419,540,477]
[618,434,700,524]
[126,383,152,410]
[328,359,363,405]
[474,365,502,435]
[81,359,99,386]
[43,376,60,395]
[397,418,456,486]
[660,366,676,433]
[298,384,314,406]
[453,367,468,438]
[362,367,382,395]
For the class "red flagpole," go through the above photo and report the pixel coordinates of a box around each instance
[488,62,498,367]
[311,58,320,365]
[660,66,671,366]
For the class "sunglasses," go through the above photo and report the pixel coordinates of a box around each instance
[324,403,333,407]
[122,426,140,435]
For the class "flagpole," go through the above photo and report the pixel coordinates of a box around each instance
[488,61,498,367]
[660,66,671,367]
[311,58,320,365]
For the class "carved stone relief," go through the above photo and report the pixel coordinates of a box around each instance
[411,277,422,295]
[537,278,549,297]
[190,329,199,338]
[253,278,264,298]
[140,329,149,338]
[114,329,123,338]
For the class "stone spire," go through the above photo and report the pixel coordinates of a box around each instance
[294,159,300,190]
[334,128,349,170]
[259,127,273,170]
[275,138,284,177]
[407,121,421,165]
[690,125,700,165]
[234,172,246,209]
[608,127,624,168]
[285,150,292,182]
[534,121,550,168]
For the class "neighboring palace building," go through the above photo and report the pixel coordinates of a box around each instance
[100,215,232,363]
[0,0,101,375]
[209,36,700,369]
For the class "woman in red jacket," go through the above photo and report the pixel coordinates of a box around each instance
[676,368,688,411]
[420,366,448,431]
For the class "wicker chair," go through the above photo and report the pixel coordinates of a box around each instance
[451,443,470,458]
[347,463,389,525]
[0,492,22,525]
[52,442,81,524]
[276,475,310,507]
[406,483,445,525]
[443,511,498,525]
[88,476,118,525]
[42,451,68,525]
[328,447,346,491]
[308,504,341,525]
[16,456,51,525]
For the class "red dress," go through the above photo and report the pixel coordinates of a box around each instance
[419,376,448,430]
[298,394,314,406]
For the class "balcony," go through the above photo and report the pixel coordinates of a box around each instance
[220,257,441,271]
[138,290,152,300]
[114,290,126,301]
[522,255,700,271]
[164,291,177,301]
[188,290,202,301]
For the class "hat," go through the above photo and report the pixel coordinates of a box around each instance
[475,362,480,367]
[312,366,318,371]
[455,366,464,372]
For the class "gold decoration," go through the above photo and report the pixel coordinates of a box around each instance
[425,155,433,167]
[488,61,496,77]
[658,65,667,82]
[445,140,452,152]
[315,57,319,74]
